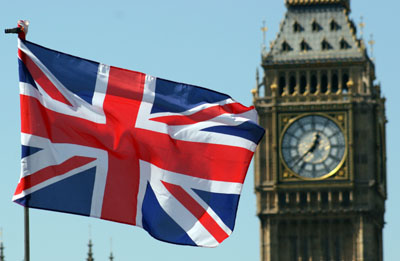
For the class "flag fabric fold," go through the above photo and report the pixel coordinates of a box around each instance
[13,39,265,247]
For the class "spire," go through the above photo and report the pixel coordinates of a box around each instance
[359,16,365,39]
[86,239,94,261]
[0,243,4,261]
[260,20,268,55]
[109,237,113,261]
[0,228,4,261]
[368,33,375,60]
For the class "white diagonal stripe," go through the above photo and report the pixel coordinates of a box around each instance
[18,40,108,124]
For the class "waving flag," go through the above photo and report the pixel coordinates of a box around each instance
[13,39,265,247]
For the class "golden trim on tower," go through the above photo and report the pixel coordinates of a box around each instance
[286,0,348,5]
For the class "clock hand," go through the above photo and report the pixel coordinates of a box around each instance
[293,145,313,166]
[308,132,321,153]
[293,132,321,166]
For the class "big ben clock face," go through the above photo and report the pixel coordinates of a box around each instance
[280,114,346,179]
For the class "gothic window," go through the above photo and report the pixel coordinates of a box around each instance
[312,20,321,32]
[330,19,340,31]
[293,21,303,32]
[282,41,292,52]
[321,39,332,50]
[279,75,286,95]
[321,73,328,93]
[300,40,311,52]
[310,73,317,94]
[340,38,351,49]
[300,74,307,94]
[289,75,296,94]
[332,72,339,93]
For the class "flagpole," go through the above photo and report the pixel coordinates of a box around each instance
[5,20,30,261]
[24,207,30,261]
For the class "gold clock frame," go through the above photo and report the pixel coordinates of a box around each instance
[278,112,348,181]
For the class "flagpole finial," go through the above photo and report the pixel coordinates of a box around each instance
[4,20,29,40]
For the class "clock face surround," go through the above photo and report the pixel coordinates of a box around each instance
[280,114,346,179]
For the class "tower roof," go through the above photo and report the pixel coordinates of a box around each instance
[264,0,369,65]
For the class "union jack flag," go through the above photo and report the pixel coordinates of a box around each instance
[13,39,264,247]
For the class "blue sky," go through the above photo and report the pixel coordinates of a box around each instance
[0,0,399,260]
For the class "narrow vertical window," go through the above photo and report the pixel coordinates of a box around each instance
[300,74,307,94]
[279,76,286,96]
[310,73,317,94]
[332,73,339,93]
[289,75,296,94]
[342,73,349,93]
[321,73,328,93]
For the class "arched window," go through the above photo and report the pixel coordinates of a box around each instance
[289,75,296,95]
[332,73,339,93]
[321,73,328,93]
[342,73,349,93]
[300,75,307,94]
[310,73,317,94]
[279,76,286,96]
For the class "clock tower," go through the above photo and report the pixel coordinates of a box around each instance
[252,0,387,260]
